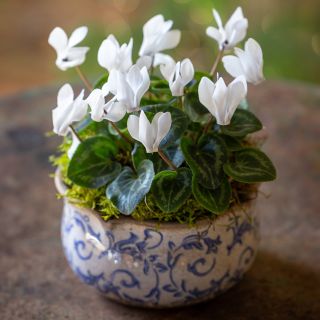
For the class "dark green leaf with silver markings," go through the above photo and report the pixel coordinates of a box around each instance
[181,134,228,189]
[192,176,231,213]
[106,159,155,215]
[184,92,210,123]
[224,147,276,183]
[221,109,262,137]
[67,136,121,188]
[220,134,243,151]
[151,168,192,213]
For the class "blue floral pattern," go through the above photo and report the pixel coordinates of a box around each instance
[61,203,259,307]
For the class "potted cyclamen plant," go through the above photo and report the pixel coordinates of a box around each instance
[50,7,276,308]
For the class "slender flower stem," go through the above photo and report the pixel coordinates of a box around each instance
[203,115,214,134]
[69,125,82,142]
[76,66,93,91]
[158,148,177,171]
[179,96,184,110]
[109,121,132,145]
[210,49,224,77]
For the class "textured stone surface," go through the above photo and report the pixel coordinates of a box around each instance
[0,82,319,319]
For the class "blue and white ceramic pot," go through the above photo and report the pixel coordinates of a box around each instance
[55,173,259,308]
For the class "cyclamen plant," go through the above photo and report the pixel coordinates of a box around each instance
[49,7,276,220]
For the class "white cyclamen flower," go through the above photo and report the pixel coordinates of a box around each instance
[206,7,248,50]
[158,57,194,96]
[98,35,133,73]
[116,65,150,112]
[48,26,89,71]
[67,129,81,159]
[198,76,247,125]
[86,83,126,123]
[127,111,172,153]
[222,38,264,85]
[139,14,181,57]
[52,84,88,136]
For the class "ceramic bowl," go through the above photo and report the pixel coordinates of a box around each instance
[55,173,259,308]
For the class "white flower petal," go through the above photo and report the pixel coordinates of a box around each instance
[156,53,176,81]
[97,35,118,71]
[222,55,244,78]
[213,9,223,30]
[198,77,215,113]
[57,83,74,107]
[68,26,88,47]
[224,76,247,124]
[180,58,194,86]
[104,100,127,122]
[206,27,222,43]
[153,112,171,151]
[143,14,165,36]
[139,111,154,153]
[246,38,263,65]
[48,27,68,52]
[127,114,140,141]
[127,65,143,94]
[87,89,105,122]
[157,30,181,52]
[136,66,150,104]
[225,7,245,33]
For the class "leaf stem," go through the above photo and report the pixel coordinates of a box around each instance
[76,66,93,91]
[210,49,224,78]
[158,148,177,171]
[109,121,132,145]
[69,125,82,142]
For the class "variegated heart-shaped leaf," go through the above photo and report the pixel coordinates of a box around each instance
[224,147,276,183]
[151,168,192,213]
[106,160,155,215]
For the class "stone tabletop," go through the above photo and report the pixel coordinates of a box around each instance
[0,82,319,319]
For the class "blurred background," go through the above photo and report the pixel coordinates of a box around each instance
[0,0,319,95]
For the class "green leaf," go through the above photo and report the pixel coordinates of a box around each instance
[67,136,121,188]
[94,73,109,89]
[106,160,155,215]
[132,142,184,173]
[220,135,243,151]
[150,80,171,94]
[184,92,210,123]
[224,147,276,183]
[181,134,228,189]
[142,104,189,146]
[151,168,192,213]
[192,176,231,213]
[220,109,262,137]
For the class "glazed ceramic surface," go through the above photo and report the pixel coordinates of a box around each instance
[56,175,259,308]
